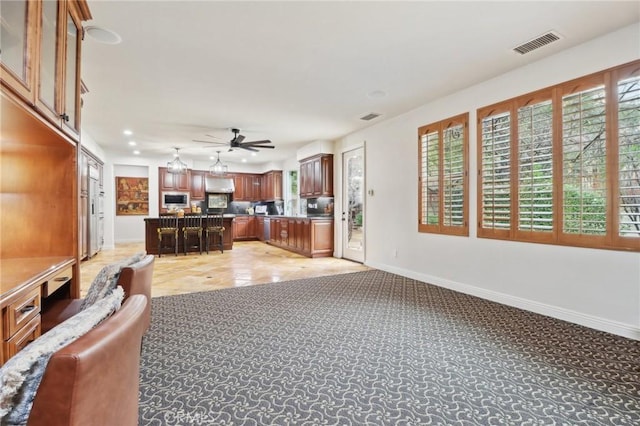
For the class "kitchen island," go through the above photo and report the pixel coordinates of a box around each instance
[265,216,334,258]
[144,216,234,255]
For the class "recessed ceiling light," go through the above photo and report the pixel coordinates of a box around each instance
[123,130,133,136]
[85,26,122,45]
[133,150,140,155]
[251,152,257,157]
[242,158,247,163]
[128,141,136,146]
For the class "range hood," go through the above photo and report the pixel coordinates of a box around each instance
[205,176,235,193]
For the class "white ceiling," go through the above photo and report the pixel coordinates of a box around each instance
[81,1,640,166]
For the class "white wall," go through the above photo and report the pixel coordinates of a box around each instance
[335,23,640,339]
[80,131,106,160]
[109,163,150,246]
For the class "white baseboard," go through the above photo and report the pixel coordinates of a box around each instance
[366,261,640,341]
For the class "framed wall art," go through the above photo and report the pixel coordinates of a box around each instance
[207,193,228,209]
[116,176,149,215]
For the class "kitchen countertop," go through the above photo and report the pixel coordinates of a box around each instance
[241,214,333,220]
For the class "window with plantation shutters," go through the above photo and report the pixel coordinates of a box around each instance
[478,110,511,236]
[420,131,439,226]
[617,71,640,241]
[476,59,640,251]
[418,113,468,236]
[517,99,553,236]
[561,82,607,238]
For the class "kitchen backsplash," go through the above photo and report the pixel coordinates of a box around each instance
[306,197,334,217]
[197,197,330,217]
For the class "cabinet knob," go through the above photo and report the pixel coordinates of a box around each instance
[60,113,70,122]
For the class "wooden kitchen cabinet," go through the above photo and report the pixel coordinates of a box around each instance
[190,170,206,201]
[1,0,91,141]
[232,216,258,240]
[159,167,191,191]
[230,174,261,201]
[247,175,261,201]
[256,216,265,241]
[267,217,333,258]
[0,0,39,103]
[270,218,279,242]
[230,174,246,201]
[299,154,333,198]
[0,0,91,365]
[247,216,257,239]
[299,161,313,197]
[279,218,290,246]
[261,170,283,201]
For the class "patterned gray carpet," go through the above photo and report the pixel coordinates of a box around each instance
[138,270,640,425]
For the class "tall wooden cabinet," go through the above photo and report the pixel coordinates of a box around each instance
[299,154,333,198]
[0,0,92,364]
[1,0,90,141]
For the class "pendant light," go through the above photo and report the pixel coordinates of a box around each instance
[167,147,188,174]
[209,151,228,176]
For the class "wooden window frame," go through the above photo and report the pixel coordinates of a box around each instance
[477,60,640,252]
[418,113,469,236]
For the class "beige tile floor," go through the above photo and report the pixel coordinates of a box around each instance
[80,241,371,298]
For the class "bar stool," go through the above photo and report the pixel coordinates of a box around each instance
[205,211,225,254]
[157,213,179,257]
[183,213,203,255]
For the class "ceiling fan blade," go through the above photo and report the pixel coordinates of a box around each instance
[241,146,259,152]
[205,134,222,140]
[192,139,227,145]
[242,139,272,145]
[234,134,245,144]
[241,144,275,149]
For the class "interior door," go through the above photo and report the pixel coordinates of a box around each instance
[342,147,365,262]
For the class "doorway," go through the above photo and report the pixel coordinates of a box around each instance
[342,147,365,263]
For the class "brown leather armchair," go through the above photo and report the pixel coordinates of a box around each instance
[41,255,155,333]
[27,295,147,426]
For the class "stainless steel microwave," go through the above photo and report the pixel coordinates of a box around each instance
[162,192,190,209]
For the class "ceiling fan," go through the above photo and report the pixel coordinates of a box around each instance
[193,128,274,152]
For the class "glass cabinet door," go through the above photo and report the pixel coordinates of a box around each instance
[0,0,36,101]
[64,10,80,134]
[38,0,60,114]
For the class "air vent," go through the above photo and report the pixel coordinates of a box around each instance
[360,113,381,121]
[513,31,561,55]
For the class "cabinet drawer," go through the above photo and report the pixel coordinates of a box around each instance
[42,266,73,297]
[4,315,41,360]
[3,287,41,338]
